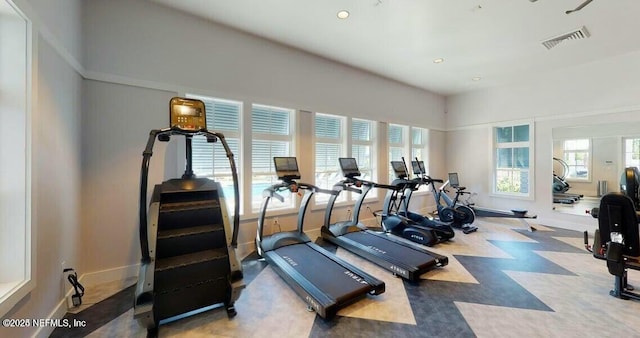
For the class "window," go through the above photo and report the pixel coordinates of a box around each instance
[624,138,640,169]
[1,0,32,317]
[388,124,407,183]
[411,127,428,166]
[562,139,590,181]
[352,118,377,199]
[315,113,346,203]
[493,123,533,197]
[388,124,429,185]
[188,95,242,213]
[252,104,295,211]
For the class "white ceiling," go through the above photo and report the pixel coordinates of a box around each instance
[151,0,640,96]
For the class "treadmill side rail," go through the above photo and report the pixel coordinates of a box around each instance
[307,242,385,295]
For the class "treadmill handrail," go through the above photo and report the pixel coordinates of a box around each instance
[324,180,372,228]
[257,180,339,252]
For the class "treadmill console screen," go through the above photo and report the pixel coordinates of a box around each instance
[274,157,301,180]
[391,161,408,178]
[339,158,361,178]
[448,172,460,187]
[411,160,426,175]
[170,97,207,132]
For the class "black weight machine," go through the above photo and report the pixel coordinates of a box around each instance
[134,97,244,333]
[585,167,640,300]
[320,157,448,282]
[256,157,385,319]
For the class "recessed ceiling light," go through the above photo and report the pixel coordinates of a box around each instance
[337,10,350,19]
[472,76,482,81]
[433,58,444,64]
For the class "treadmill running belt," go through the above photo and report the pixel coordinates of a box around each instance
[343,231,438,268]
[273,244,372,303]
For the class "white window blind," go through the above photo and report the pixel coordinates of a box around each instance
[352,119,376,198]
[411,127,429,191]
[187,95,242,213]
[252,104,295,211]
[315,113,345,203]
[388,124,407,183]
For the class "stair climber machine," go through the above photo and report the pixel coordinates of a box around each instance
[134,97,244,333]
[256,157,385,319]
[320,157,448,282]
[379,160,455,246]
[410,159,478,234]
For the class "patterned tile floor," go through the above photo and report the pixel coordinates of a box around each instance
[50,218,640,337]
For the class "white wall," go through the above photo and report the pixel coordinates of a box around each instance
[80,0,445,276]
[446,50,640,231]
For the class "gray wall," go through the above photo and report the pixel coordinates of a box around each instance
[80,0,446,277]
[3,1,83,336]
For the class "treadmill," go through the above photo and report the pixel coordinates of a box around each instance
[321,158,448,282]
[256,157,385,319]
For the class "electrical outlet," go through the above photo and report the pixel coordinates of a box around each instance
[272,218,281,232]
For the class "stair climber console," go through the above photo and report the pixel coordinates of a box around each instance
[134,97,244,333]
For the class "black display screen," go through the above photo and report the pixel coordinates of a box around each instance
[448,172,460,187]
[411,160,426,175]
[274,157,300,180]
[339,157,361,178]
[391,161,407,176]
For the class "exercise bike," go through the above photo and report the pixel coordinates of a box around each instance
[411,159,477,234]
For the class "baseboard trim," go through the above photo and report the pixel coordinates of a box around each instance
[80,264,140,288]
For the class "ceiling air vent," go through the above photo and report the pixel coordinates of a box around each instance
[541,26,590,50]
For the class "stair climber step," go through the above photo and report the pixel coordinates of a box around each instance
[154,277,229,320]
[154,249,230,293]
[158,200,223,230]
[156,224,226,258]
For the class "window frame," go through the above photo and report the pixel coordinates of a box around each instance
[561,138,591,182]
[187,94,243,214]
[623,137,640,170]
[491,121,534,199]
[351,118,377,200]
[387,124,429,191]
[313,112,347,206]
[250,103,297,214]
[0,0,34,317]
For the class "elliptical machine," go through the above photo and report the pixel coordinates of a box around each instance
[134,97,244,333]
[410,159,478,234]
[380,159,454,246]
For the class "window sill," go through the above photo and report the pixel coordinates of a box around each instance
[0,279,34,318]
[242,207,299,222]
[489,192,534,201]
